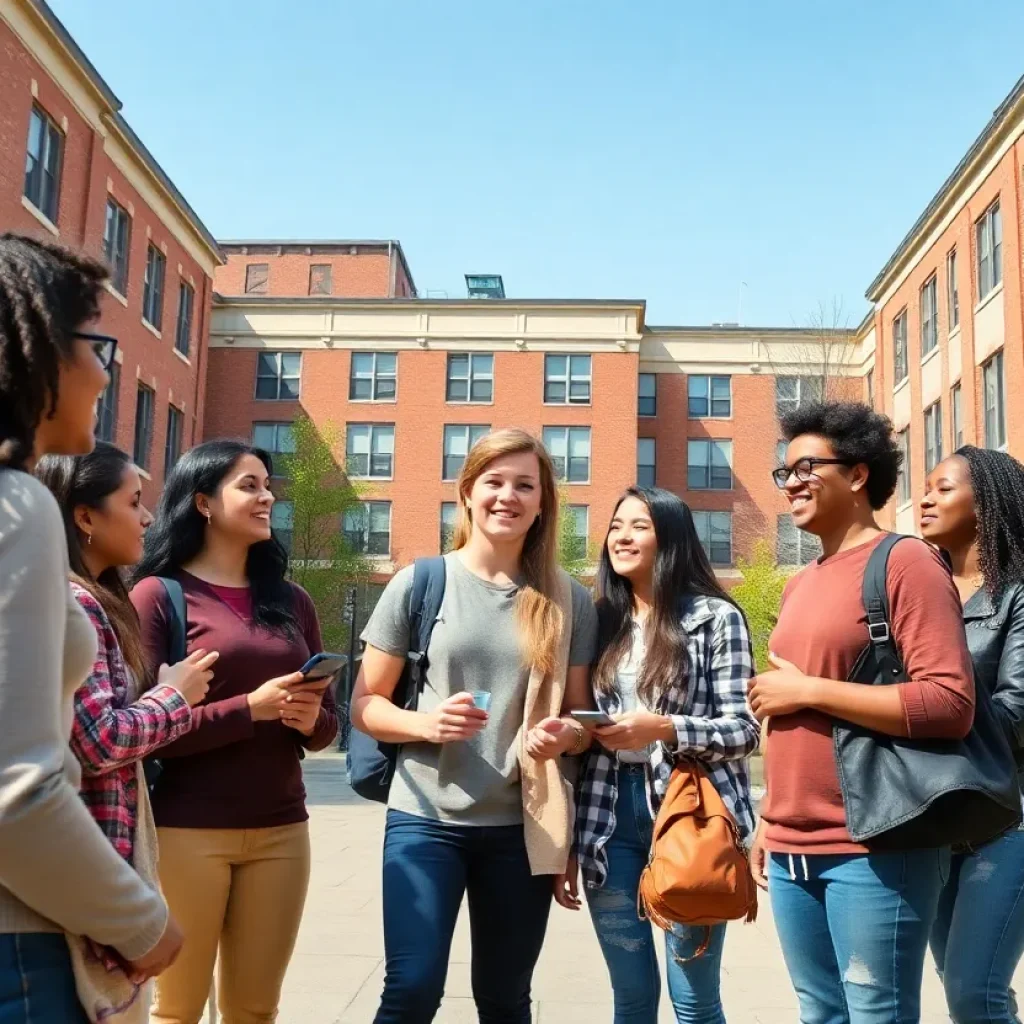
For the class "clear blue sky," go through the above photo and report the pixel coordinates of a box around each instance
[49,0,1024,328]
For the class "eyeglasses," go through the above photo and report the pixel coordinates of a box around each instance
[771,457,855,489]
[73,332,118,371]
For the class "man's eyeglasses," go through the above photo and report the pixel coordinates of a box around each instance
[771,457,856,489]
[73,332,118,371]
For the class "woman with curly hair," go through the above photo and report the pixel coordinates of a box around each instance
[921,445,1024,1023]
[748,401,975,1024]
[0,234,181,1022]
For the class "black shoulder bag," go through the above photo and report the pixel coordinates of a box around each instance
[834,533,1021,850]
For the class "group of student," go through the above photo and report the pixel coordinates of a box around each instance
[1,229,1023,1024]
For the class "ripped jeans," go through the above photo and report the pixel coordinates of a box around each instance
[586,763,727,1024]
[768,848,949,1024]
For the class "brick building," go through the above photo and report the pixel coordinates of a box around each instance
[0,0,222,504]
[865,74,1024,533]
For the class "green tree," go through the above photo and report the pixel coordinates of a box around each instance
[731,541,789,671]
[557,488,592,580]
[277,416,371,653]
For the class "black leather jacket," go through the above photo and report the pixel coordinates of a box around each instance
[965,582,1024,782]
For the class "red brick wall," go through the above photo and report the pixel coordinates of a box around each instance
[214,251,403,298]
[0,20,214,507]
[204,347,638,567]
[872,142,1024,526]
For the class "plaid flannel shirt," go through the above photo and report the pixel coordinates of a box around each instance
[575,594,760,889]
[69,583,192,861]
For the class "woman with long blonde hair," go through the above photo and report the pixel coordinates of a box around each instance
[352,427,598,1023]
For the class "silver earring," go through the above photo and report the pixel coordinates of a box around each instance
[86,534,92,546]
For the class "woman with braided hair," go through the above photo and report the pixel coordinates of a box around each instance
[921,444,1024,1023]
[0,234,182,1021]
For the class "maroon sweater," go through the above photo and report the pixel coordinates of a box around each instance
[131,571,338,829]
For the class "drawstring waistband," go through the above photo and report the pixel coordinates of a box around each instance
[787,853,810,882]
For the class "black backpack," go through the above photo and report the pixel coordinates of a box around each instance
[142,577,188,792]
[347,557,446,803]
[835,534,1021,849]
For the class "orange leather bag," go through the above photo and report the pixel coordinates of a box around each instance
[638,761,758,959]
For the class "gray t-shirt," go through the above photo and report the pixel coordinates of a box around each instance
[362,553,598,826]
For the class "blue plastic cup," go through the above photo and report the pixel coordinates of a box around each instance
[470,691,492,713]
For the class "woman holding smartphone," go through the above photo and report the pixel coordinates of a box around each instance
[130,439,338,1024]
[0,235,180,1021]
[564,487,759,1024]
[352,427,598,1024]
[920,446,1024,1023]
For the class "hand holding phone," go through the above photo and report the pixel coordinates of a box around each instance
[297,653,347,685]
[569,710,615,729]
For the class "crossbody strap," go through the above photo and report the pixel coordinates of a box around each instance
[155,576,188,666]
[860,534,908,684]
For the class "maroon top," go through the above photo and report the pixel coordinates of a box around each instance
[131,571,338,830]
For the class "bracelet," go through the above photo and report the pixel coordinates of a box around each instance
[564,719,586,756]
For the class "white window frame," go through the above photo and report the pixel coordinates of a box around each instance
[637,437,656,488]
[897,429,911,505]
[346,423,395,480]
[343,501,392,557]
[442,424,490,481]
[564,505,589,561]
[349,351,397,402]
[892,309,908,385]
[951,383,963,450]
[255,352,302,401]
[686,439,733,491]
[920,276,938,357]
[924,401,943,473]
[693,510,733,567]
[544,354,592,405]
[688,375,732,418]
[983,351,1006,450]
[542,426,592,484]
[947,248,959,329]
[142,245,165,331]
[775,375,824,415]
[446,353,494,403]
[638,373,657,417]
[103,198,131,296]
[976,202,1003,302]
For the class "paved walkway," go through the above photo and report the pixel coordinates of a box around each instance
[262,754,1018,1022]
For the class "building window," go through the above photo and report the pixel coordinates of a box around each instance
[693,511,733,567]
[133,385,154,472]
[564,505,589,561]
[165,405,184,474]
[637,438,656,488]
[96,362,119,444]
[443,424,489,481]
[24,105,62,223]
[447,353,493,403]
[775,375,823,416]
[687,440,733,490]
[776,439,788,467]
[977,202,1002,301]
[344,501,392,556]
[947,249,959,330]
[349,352,396,401]
[892,309,908,385]
[688,375,731,418]
[440,502,458,554]
[346,423,395,479]
[245,263,269,294]
[920,276,938,357]
[897,429,911,505]
[777,514,822,567]
[308,264,331,295]
[103,199,131,295]
[951,383,963,450]
[638,373,657,417]
[983,351,1006,449]
[142,245,166,330]
[253,422,297,458]
[271,500,293,556]
[866,368,874,409]
[544,354,591,405]
[175,281,194,357]
[255,352,301,400]
[924,402,943,473]
[543,426,591,483]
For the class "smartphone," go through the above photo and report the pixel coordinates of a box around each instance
[298,653,347,683]
[569,710,615,728]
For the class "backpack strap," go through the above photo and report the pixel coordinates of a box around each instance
[860,534,909,683]
[155,577,188,666]
[404,557,447,706]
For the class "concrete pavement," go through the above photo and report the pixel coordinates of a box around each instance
[261,753,1017,1022]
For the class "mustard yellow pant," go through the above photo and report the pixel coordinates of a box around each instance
[150,822,311,1024]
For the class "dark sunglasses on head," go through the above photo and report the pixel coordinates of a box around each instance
[73,332,118,371]
[771,456,856,489]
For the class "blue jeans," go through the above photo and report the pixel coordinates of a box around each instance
[374,809,552,1024]
[586,764,727,1024]
[768,848,949,1024]
[929,828,1024,1023]
[0,933,88,1023]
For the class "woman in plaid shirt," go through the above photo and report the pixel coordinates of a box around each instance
[558,488,759,1024]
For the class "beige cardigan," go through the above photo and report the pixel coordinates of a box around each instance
[519,569,576,876]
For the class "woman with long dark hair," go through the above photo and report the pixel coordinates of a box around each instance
[920,445,1024,1023]
[36,443,217,1020]
[0,234,180,1021]
[130,439,338,1024]
[566,487,759,1023]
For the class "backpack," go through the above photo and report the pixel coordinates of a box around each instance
[347,557,446,803]
[638,760,758,960]
[835,533,1021,849]
[142,577,188,792]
